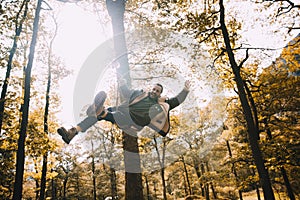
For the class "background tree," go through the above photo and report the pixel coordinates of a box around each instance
[13,0,43,199]
[0,0,29,133]
[253,35,300,199]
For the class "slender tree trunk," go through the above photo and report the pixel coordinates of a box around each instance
[39,154,48,199]
[219,1,275,199]
[205,162,216,199]
[255,187,261,200]
[153,181,157,199]
[39,38,50,200]
[161,140,167,200]
[0,0,29,133]
[145,175,151,200]
[280,166,295,200]
[205,184,210,200]
[200,163,210,200]
[210,183,217,199]
[226,140,243,200]
[249,168,261,200]
[265,125,295,200]
[110,167,118,200]
[12,1,42,199]
[153,136,168,200]
[106,1,143,199]
[181,156,192,195]
[39,14,59,200]
[194,163,205,197]
[91,141,97,200]
[92,159,97,200]
[51,169,56,200]
[63,176,68,199]
[35,165,40,199]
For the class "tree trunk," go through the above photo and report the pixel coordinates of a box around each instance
[194,162,205,197]
[249,168,261,200]
[153,181,157,199]
[91,141,97,200]
[51,169,57,200]
[106,1,143,199]
[39,154,48,200]
[280,166,295,200]
[123,133,143,199]
[12,0,42,199]
[182,156,192,195]
[39,14,58,200]
[63,176,68,199]
[110,167,118,200]
[200,163,210,200]
[226,140,243,200]
[145,175,151,200]
[106,0,130,84]
[0,0,29,133]
[153,136,168,200]
[219,1,275,199]
[35,167,40,200]
[206,162,216,199]
[162,140,167,200]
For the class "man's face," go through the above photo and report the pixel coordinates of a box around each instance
[150,85,162,99]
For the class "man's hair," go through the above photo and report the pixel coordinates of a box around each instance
[156,83,163,93]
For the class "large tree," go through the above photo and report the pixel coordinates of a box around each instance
[13,0,43,199]
[106,0,143,199]
[218,0,275,199]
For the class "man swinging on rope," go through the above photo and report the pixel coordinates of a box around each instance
[57,78,191,144]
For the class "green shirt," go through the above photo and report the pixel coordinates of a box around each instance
[129,94,161,126]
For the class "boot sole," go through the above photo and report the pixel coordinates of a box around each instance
[94,91,107,114]
[57,128,71,144]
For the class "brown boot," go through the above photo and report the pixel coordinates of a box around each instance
[86,91,107,117]
[57,127,78,144]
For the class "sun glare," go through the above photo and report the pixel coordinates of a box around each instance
[52,3,110,125]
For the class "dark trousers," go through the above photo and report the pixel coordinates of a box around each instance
[77,107,134,132]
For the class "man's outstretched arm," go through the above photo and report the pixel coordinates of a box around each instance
[167,80,191,110]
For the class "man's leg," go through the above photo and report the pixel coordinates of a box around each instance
[99,108,143,132]
[57,116,98,144]
[57,91,107,144]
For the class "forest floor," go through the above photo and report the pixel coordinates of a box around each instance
[242,189,295,200]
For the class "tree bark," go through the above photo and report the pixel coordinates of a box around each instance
[106,0,131,84]
[123,133,143,199]
[12,0,42,199]
[219,1,275,199]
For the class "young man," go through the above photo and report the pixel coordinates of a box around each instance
[57,79,191,144]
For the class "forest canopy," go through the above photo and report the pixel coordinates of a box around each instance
[0,0,299,199]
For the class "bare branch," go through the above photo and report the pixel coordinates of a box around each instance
[238,48,249,68]
[41,0,53,10]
